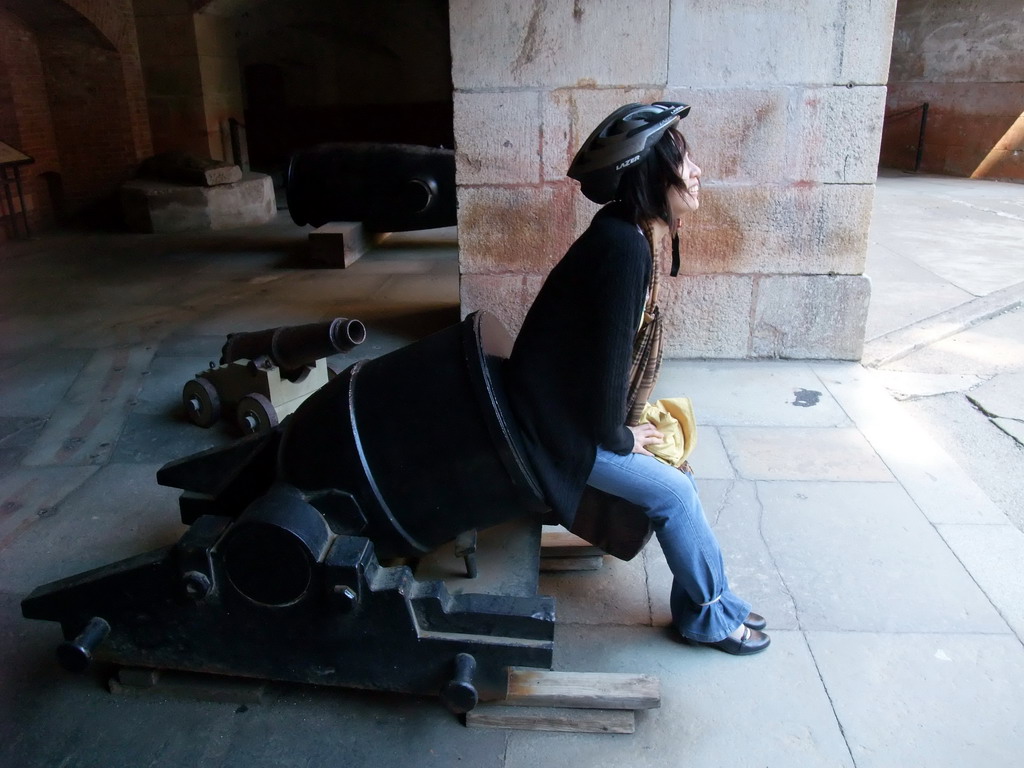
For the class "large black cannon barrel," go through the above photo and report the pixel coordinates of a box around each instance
[286,142,456,231]
[220,318,366,372]
[279,311,547,558]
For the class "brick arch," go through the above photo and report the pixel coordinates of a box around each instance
[0,0,151,227]
[193,0,270,17]
[0,0,117,51]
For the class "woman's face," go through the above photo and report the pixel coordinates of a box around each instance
[667,153,702,229]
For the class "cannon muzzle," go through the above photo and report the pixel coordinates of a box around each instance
[220,318,366,373]
[286,142,456,231]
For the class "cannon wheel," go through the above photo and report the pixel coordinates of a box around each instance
[236,393,279,435]
[183,378,220,428]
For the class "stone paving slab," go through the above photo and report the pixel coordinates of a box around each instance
[83,277,210,309]
[22,346,156,468]
[870,174,1024,296]
[59,305,196,350]
[110,412,232,465]
[1,595,505,768]
[370,273,460,305]
[374,226,459,248]
[818,363,1009,524]
[758,480,1009,633]
[243,271,392,304]
[0,315,66,356]
[177,303,342,339]
[881,305,1024,375]
[807,631,1024,768]
[0,465,99,552]
[967,371,1024,420]
[645,479,799,632]
[707,479,800,630]
[353,255,459,277]
[864,273,971,341]
[545,479,738,629]
[655,360,852,427]
[0,463,184,594]
[936,524,1024,641]
[155,332,230,358]
[869,370,984,399]
[862,281,1024,368]
[504,624,853,768]
[991,416,1024,445]
[131,354,214,417]
[0,417,47,470]
[720,426,895,482]
[539,545,651,627]
[679,425,734,479]
[0,350,91,418]
[863,239,972,340]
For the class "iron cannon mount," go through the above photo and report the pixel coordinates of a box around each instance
[21,311,653,715]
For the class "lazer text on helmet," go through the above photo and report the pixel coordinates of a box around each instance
[615,154,641,171]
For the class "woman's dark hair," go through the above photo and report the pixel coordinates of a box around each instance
[617,128,690,225]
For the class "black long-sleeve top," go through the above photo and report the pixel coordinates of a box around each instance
[506,203,652,526]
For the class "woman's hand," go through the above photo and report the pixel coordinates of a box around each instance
[628,422,664,456]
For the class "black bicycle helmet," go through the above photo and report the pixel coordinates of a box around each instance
[567,101,691,204]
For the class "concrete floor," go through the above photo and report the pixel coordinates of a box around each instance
[2,174,1024,767]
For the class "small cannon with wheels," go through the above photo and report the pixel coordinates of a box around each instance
[183,317,366,434]
[21,312,653,713]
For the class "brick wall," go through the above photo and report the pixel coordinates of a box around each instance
[40,35,140,215]
[452,0,896,360]
[0,0,152,238]
[880,0,1024,181]
[134,0,209,158]
[0,9,61,238]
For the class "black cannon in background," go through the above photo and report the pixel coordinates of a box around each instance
[183,318,367,434]
[286,142,456,231]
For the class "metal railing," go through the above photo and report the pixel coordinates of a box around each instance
[884,102,929,172]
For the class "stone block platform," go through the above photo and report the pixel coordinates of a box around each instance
[120,172,276,233]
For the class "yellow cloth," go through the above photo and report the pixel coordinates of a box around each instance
[640,397,697,468]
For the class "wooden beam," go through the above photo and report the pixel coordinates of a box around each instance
[540,530,605,557]
[466,705,635,734]
[539,555,604,572]
[308,223,386,268]
[506,669,660,710]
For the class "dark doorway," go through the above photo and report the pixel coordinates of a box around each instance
[239,0,454,177]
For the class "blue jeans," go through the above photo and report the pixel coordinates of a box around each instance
[587,447,750,642]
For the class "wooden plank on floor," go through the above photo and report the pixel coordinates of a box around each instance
[540,530,605,557]
[539,555,604,572]
[466,705,635,734]
[506,669,660,710]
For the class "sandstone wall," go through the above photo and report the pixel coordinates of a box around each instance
[452,0,897,360]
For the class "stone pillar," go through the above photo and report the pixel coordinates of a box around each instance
[134,0,245,161]
[194,12,244,162]
[451,0,897,360]
[134,0,209,157]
